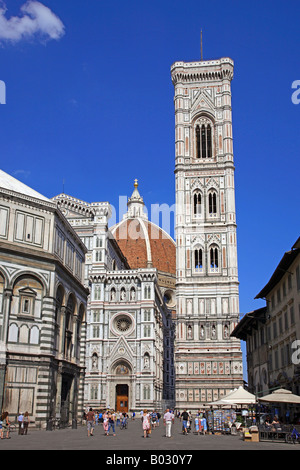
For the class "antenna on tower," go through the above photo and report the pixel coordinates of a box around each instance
[201,29,203,61]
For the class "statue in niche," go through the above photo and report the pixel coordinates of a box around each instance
[224,324,229,338]
[92,353,98,370]
[211,324,216,339]
[200,325,205,339]
[110,288,116,301]
[130,288,136,300]
[143,353,150,370]
[120,288,126,300]
[187,325,192,339]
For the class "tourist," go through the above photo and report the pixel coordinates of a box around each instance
[270,416,281,431]
[23,412,30,435]
[1,412,10,439]
[106,411,116,436]
[17,412,24,435]
[150,410,157,428]
[194,414,200,435]
[103,411,109,434]
[181,409,189,435]
[201,414,207,434]
[121,413,128,428]
[163,408,174,438]
[142,410,151,438]
[86,407,95,437]
[116,411,121,427]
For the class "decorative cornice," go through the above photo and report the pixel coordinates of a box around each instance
[52,193,111,218]
[171,58,234,85]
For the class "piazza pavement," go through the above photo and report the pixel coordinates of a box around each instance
[0,417,299,454]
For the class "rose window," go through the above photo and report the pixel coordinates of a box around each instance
[115,316,131,332]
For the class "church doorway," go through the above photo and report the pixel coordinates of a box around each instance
[116,384,129,413]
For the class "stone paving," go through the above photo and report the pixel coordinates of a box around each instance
[1,418,299,452]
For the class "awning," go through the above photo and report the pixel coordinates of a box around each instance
[258,388,300,404]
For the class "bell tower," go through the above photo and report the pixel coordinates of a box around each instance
[171,57,243,409]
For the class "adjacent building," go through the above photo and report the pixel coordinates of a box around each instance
[232,237,300,397]
[0,170,88,427]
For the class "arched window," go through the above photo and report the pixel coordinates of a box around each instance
[208,191,217,215]
[193,192,202,216]
[210,246,219,269]
[194,248,203,270]
[75,303,85,360]
[207,125,212,158]
[196,123,213,158]
[64,294,75,359]
[54,285,64,353]
[0,272,4,313]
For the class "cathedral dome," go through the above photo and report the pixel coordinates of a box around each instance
[110,180,176,276]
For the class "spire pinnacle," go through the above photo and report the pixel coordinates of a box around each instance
[124,179,147,220]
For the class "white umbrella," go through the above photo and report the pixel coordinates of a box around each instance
[258,388,300,404]
[209,386,256,406]
[220,386,256,405]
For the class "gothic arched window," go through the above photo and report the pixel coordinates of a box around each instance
[210,246,219,269]
[194,248,203,270]
[196,122,213,158]
[208,191,217,215]
[193,192,202,216]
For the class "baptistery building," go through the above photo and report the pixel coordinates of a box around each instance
[0,170,88,428]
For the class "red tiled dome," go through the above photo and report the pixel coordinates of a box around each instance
[111,218,176,275]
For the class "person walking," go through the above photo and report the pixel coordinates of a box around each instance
[23,412,30,435]
[181,409,189,435]
[106,411,116,436]
[194,414,200,435]
[86,408,95,437]
[17,412,24,435]
[103,411,109,434]
[1,412,10,439]
[142,410,151,438]
[163,408,174,438]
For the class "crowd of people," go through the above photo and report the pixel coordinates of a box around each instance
[0,411,30,439]
[176,409,208,436]
[83,407,208,439]
[83,408,130,437]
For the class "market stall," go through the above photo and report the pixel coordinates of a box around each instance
[208,387,257,434]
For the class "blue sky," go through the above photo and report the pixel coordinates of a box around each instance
[0,0,299,328]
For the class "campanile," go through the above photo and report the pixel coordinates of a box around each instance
[171,57,243,408]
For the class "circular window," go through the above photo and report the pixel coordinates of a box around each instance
[111,313,134,336]
[163,289,175,308]
[116,316,131,332]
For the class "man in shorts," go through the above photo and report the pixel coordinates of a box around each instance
[86,408,95,437]
[181,409,189,435]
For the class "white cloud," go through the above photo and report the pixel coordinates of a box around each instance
[0,1,65,43]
